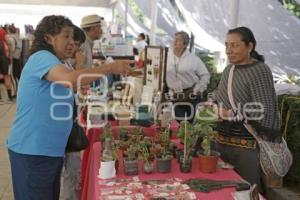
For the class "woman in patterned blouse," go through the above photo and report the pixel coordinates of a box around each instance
[213,27,281,191]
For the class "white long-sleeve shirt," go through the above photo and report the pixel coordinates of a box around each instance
[166,48,210,93]
[134,40,147,54]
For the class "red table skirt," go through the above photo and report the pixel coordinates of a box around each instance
[81,141,243,200]
[80,121,179,200]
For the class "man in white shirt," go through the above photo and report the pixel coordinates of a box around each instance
[166,31,210,122]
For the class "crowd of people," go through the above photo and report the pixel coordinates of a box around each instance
[2,13,282,200]
[0,23,34,102]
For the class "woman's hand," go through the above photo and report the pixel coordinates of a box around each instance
[110,60,134,76]
[203,102,232,121]
[218,107,233,120]
[75,51,86,69]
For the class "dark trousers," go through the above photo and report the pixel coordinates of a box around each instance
[8,149,63,200]
[12,58,22,80]
[214,142,262,190]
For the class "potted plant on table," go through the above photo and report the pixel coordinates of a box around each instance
[139,137,155,174]
[152,127,173,173]
[122,133,143,176]
[177,119,195,173]
[194,106,219,173]
[100,124,113,152]
[98,137,118,179]
[123,143,139,175]
[119,127,129,142]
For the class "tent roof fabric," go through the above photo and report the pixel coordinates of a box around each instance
[130,0,300,75]
[3,0,117,7]
[176,0,300,75]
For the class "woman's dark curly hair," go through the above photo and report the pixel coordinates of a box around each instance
[30,15,73,56]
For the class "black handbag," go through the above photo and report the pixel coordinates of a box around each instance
[65,104,89,153]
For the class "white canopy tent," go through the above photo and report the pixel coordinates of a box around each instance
[175,0,300,76]
[128,0,300,76]
[2,0,117,7]
[1,0,299,77]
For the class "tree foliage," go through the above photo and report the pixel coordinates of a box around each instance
[279,0,300,18]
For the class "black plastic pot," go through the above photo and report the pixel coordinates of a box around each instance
[156,157,172,173]
[175,149,184,163]
[179,156,192,173]
[124,159,138,175]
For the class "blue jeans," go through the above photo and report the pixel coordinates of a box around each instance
[8,149,63,200]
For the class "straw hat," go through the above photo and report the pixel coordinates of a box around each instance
[80,14,102,28]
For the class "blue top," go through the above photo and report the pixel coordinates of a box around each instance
[7,50,74,157]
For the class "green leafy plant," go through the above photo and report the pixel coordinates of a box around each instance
[131,127,144,136]
[281,0,300,18]
[193,106,218,156]
[150,143,173,160]
[152,127,173,159]
[177,121,194,145]
[100,124,119,162]
[100,124,113,142]
[279,95,300,186]
[121,129,145,161]
[138,136,154,161]
[198,53,222,99]
[119,128,129,142]
[111,139,120,161]
[128,0,145,23]
[177,121,195,161]
[124,143,139,161]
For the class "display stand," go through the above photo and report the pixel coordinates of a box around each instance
[143,46,168,101]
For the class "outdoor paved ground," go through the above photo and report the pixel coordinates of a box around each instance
[0,102,15,200]
[0,102,65,200]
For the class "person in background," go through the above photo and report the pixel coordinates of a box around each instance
[6,15,132,200]
[0,27,14,102]
[134,33,149,55]
[212,26,282,191]
[166,31,210,122]
[62,25,86,200]
[80,14,114,87]
[6,24,23,80]
[80,14,103,68]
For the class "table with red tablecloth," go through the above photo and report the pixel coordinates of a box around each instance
[80,120,180,200]
[81,141,244,200]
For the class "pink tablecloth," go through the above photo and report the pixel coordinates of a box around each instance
[80,121,180,200]
[81,141,243,200]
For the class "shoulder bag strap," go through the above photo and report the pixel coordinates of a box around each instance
[227,65,261,141]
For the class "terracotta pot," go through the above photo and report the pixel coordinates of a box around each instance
[198,151,220,173]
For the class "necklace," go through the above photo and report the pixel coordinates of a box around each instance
[173,48,186,78]
[173,55,179,79]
